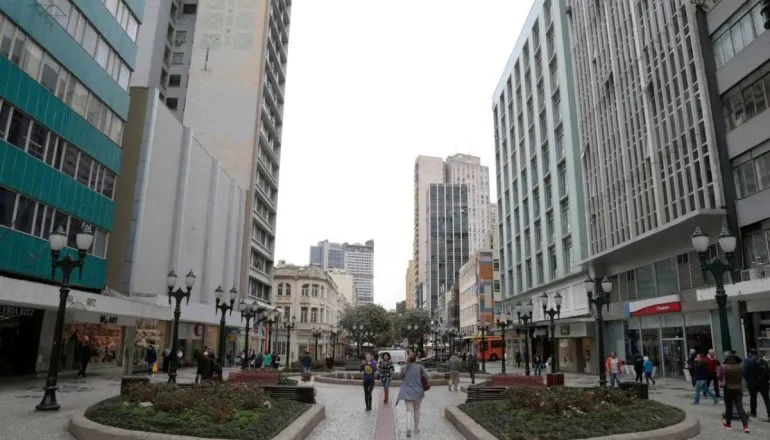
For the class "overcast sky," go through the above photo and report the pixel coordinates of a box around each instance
[275,0,535,310]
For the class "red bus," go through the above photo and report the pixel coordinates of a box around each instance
[470,335,505,361]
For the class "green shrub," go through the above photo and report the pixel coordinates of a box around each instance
[86,383,310,440]
[460,387,685,440]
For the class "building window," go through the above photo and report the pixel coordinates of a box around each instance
[166,98,178,110]
[562,237,572,272]
[311,284,319,297]
[182,3,197,14]
[722,61,770,131]
[310,308,318,323]
[301,284,309,296]
[277,283,283,295]
[300,307,308,323]
[284,284,291,296]
[168,74,182,87]
[174,31,188,44]
[171,52,184,64]
[712,1,767,69]
[733,141,770,198]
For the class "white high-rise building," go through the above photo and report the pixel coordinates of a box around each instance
[413,156,445,306]
[444,154,492,254]
[343,241,375,305]
[131,0,293,302]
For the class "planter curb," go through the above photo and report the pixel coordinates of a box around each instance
[444,406,700,440]
[68,404,325,440]
[313,375,448,387]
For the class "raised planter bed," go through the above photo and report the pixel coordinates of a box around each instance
[491,373,546,388]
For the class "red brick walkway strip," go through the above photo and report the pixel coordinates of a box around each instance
[373,401,396,440]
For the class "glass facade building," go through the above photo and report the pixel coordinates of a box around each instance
[0,0,140,290]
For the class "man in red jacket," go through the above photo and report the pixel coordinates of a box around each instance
[704,349,721,398]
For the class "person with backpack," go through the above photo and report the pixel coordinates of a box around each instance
[742,348,770,421]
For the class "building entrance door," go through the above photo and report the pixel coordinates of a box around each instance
[662,338,684,378]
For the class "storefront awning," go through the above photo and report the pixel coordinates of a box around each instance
[0,276,171,321]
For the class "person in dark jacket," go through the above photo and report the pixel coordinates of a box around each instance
[633,354,644,383]
[196,351,215,383]
[704,349,721,398]
[300,351,313,373]
[722,351,750,433]
[145,344,158,376]
[692,354,719,404]
[742,349,770,420]
[686,349,697,386]
[76,339,92,378]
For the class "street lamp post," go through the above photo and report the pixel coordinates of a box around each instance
[515,300,534,376]
[584,275,613,387]
[330,328,339,360]
[762,0,770,30]
[240,301,262,371]
[312,327,322,360]
[432,319,443,356]
[692,225,737,352]
[476,319,490,373]
[36,225,94,411]
[407,324,420,351]
[445,327,459,356]
[284,314,297,365]
[214,285,238,366]
[165,269,196,383]
[496,310,513,374]
[541,291,563,373]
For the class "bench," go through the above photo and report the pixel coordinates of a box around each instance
[466,386,507,403]
[263,385,316,404]
[492,374,546,388]
[228,371,280,386]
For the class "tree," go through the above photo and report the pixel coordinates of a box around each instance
[338,304,392,349]
[390,308,431,356]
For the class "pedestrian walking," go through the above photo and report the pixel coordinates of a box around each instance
[145,343,158,377]
[692,354,719,404]
[722,351,750,433]
[467,352,477,384]
[643,355,656,386]
[605,352,623,387]
[360,352,377,411]
[742,349,770,421]
[515,351,522,368]
[447,353,460,391]
[378,352,394,403]
[633,354,644,383]
[533,355,543,376]
[705,349,721,398]
[686,349,697,387]
[300,350,312,373]
[261,352,273,369]
[76,338,92,378]
[396,351,429,438]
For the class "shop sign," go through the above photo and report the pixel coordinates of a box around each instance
[0,305,36,317]
[627,294,682,317]
[100,315,119,324]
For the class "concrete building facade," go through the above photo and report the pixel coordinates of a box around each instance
[492,0,589,308]
[405,259,415,309]
[325,267,356,308]
[458,250,500,335]
[273,263,343,363]
[444,154,492,254]
[413,155,444,303]
[309,239,344,269]
[132,0,293,305]
[342,240,375,305]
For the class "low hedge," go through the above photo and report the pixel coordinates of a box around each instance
[460,386,685,440]
[86,383,310,440]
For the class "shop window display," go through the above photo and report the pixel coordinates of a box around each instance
[133,320,168,372]
[62,324,122,370]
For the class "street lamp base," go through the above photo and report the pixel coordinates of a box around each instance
[36,386,60,411]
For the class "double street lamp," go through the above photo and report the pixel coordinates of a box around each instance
[165,269,196,383]
[584,275,613,387]
[214,285,239,366]
[476,319,490,373]
[312,327,323,360]
[692,225,737,352]
[406,323,422,351]
[330,327,340,360]
[431,319,444,356]
[36,225,94,411]
[496,311,513,374]
[265,310,280,354]
[351,324,371,357]
[515,299,534,376]
[239,300,263,370]
[541,291,563,373]
[445,327,459,356]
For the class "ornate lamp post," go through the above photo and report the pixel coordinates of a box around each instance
[214,285,238,366]
[431,318,443,356]
[330,327,340,359]
[406,323,421,351]
[584,275,613,387]
[36,225,94,411]
[496,310,513,374]
[445,327,459,356]
[265,310,279,354]
[515,299,534,376]
[692,225,737,352]
[284,314,297,365]
[476,319,490,373]
[239,301,262,370]
[312,327,322,360]
[541,291,563,373]
[163,269,196,383]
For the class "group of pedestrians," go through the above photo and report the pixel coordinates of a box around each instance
[687,348,770,433]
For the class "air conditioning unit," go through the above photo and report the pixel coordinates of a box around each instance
[739,270,752,282]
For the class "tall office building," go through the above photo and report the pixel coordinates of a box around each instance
[493,0,588,303]
[427,184,469,317]
[132,0,293,302]
[412,154,491,310]
[0,0,171,376]
[413,155,444,303]
[444,154,492,253]
[343,240,375,305]
[487,203,499,252]
[309,239,344,269]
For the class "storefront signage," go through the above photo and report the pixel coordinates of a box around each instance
[0,305,36,317]
[627,294,682,317]
[560,325,570,336]
[100,315,119,324]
